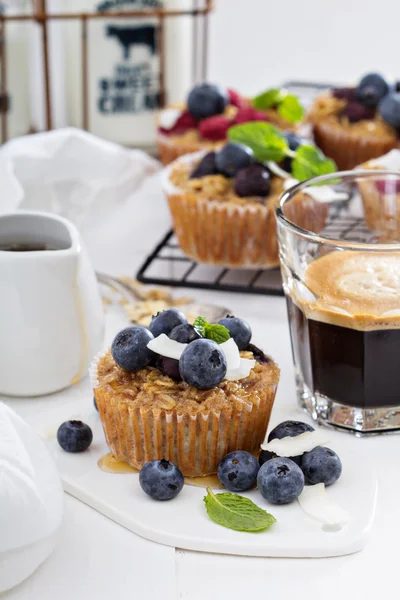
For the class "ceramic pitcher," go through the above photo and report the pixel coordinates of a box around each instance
[0,211,104,396]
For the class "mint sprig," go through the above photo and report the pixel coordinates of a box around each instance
[203,488,276,533]
[292,145,337,182]
[252,88,304,124]
[229,122,287,163]
[252,88,285,110]
[228,122,337,181]
[193,316,230,344]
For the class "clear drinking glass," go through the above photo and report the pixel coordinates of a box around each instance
[275,169,400,435]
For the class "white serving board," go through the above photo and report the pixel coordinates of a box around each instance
[30,393,377,559]
[23,300,377,558]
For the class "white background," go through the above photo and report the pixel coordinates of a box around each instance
[208,0,400,92]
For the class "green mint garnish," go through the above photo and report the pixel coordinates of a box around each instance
[228,122,337,181]
[193,316,207,337]
[252,88,285,110]
[277,94,304,124]
[252,88,304,123]
[203,487,276,533]
[228,122,287,163]
[193,316,230,344]
[292,144,337,182]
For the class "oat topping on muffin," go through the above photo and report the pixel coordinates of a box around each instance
[94,311,280,476]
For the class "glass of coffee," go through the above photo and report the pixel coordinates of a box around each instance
[276,169,400,435]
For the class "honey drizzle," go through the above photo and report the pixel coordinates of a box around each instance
[97,453,222,488]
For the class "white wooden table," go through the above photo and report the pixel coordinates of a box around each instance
[2,173,394,599]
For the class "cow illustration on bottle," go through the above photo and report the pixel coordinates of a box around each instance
[107,24,157,60]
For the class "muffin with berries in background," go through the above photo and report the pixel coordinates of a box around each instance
[162,121,335,268]
[157,82,304,165]
[308,72,400,170]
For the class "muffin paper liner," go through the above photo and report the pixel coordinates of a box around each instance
[162,152,329,269]
[92,355,278,477]
[313,121,398,171]
[357,169,400,237]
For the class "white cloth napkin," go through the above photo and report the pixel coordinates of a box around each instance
[0,127,162,231]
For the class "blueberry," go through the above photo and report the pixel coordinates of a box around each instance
[281,132,307,173]
[342,101,375,123]
[234,164,271,197]
[332,87,357,101]
[217,315,252,350]
[159,356,182,381]
[111,326,154,372]
[267,420,314,443]
[189,152,218,179]
[301,446,342,486]
[268,420,315,465]
[179,338,227,389]
[93,395,98,411]
[215,143,254,178]
[284,131,303,151]
[57,420,93,453]
[149,309,187,338]
[356,72,390,108]
[257,457,304,504]
[378,92,400,129]
[139,459,184,500]
[217,451,259,492]
[169,323,200,343]
[258,449,277,467]
[246,343,270,364]
[187,83,228,120]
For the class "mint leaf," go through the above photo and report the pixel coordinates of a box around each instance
[204,323,230,344]
[193,317,230,343]
[228,122,288,163]
[193,315,207,337]
[292,144,337,182]
[278,94,304,124]
[252,88,285,110]
[203,488,276,533]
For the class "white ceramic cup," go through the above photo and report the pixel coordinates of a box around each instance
[0,211,104,396]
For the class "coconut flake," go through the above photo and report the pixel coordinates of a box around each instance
[225,358,256,381]
[147,334,187,360]
[261,430,329,455]
[159,108,183,130]
[283,177,348,203]
[298,483,350,528]
[220,338,240,371]
[368,149,400,171]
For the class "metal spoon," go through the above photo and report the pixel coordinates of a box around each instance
[96,272,231,324]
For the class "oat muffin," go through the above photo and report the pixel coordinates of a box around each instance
[92,311,280,477]
[308,73,400,170]
[158,83,303,165]
[162,145,329,268]
[356,150,400,237]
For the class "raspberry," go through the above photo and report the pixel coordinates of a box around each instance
[159,110,197,136]
[233,107,270,124]
[199,115,231,141]
[228,88,245,108]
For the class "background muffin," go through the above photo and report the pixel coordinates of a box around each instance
[163,142,329,269]
[308,73,400,170]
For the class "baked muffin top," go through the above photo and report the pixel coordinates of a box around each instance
[308,72,400,142]
[96,349,279,414]
[158,82,304,143]
[95,310,280,414]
